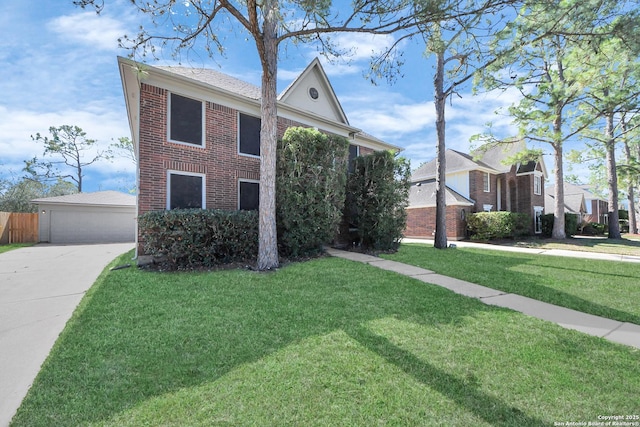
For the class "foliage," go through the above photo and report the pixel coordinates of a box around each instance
[346,151,411,251]
[580,222,607,236]
[467,211,531,240]
[0,177,77,213]
[542,213,578,237]
[11,250,640,426]
[110,136,136,165]
[276,128,349,257]
[27,125,111,192]
[138,209,258,269]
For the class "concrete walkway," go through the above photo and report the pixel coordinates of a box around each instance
[325,248,640,350]
[0,243,134,427]
[402,237,640,263]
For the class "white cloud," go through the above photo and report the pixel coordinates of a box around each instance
[0,106,134,182]
[47,11,127,51]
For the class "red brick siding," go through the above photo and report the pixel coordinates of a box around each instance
[405,206,468,240]
[137,83,373,252]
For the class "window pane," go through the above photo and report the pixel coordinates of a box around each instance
[348,144,359,173]
[239,181,259,211]
[239,113,261,156]
[170,174,203,209]
[170,93,202,145]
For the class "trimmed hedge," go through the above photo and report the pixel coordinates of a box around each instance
[138,209,258,269]
[346,150,411,251]
[276,128,349,257]
[467,211,531,240]
[541,213,578,237]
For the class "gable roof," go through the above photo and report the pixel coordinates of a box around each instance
[546,182,607,202]
[408,180,474,208]
[544,188,587,214]
[277,58,349,125]
[411,149,497,182]
[31,191,136,207]
[118,56,400,154]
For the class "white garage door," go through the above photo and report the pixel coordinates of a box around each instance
[50,209,135,243]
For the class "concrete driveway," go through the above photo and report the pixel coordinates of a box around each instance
[0,243,134,427]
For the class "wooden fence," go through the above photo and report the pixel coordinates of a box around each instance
[0,212,39,244]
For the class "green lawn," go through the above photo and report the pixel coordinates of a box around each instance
[383,243,640,324]
[501,235,640,256]
[0,243,33,254]
[11,250,640,427]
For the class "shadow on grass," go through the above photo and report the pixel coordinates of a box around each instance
[13,254,525,426]
[347,326,548,427]
[385,244,640,325]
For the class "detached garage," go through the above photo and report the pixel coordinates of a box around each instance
[32,191,136,244]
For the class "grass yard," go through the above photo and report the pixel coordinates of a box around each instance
[11,250,640,427]
[501,235,640,256]
[0,243,33,254]
[383,244,640,325]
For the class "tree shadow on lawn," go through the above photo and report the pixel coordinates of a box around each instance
[15,255,548,426]
[346,326,548,427]
[385,245,640,325]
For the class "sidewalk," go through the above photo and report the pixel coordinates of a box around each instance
[401,238,640,263]
[325,248,640,349]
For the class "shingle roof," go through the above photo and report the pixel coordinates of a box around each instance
[411,149,497,182]
[408,180,474,208]
[31,191,136,207]
[157,66,262,100]
[472,140,526,173]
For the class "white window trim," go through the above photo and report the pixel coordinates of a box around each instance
[483,172,490,193]
[166,170,206,210]
[167,92,206,147]
[238,178,260,210]
[533,175,541,195]
[534,206,544,234]
[237,112,261,159]
[483,204,493,212]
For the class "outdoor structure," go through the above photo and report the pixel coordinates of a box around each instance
[545,182,607,225]
[406,142,547,239]
[118,57,399,254]
[31,191,136,244]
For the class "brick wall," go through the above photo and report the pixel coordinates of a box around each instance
[405,206,468,240]
[137,83,373,252]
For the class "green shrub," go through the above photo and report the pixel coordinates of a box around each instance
[346,150,411,251]
[138,209,258,269]
[276,127,349,257]
[467,212,531,240]
[541,213,579,237]
[581,222,606,235]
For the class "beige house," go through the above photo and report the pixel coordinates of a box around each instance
[31,191,136,244]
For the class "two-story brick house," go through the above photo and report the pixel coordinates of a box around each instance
[405,142,547,239]
[118,57,399,254]
[545,182,607,225]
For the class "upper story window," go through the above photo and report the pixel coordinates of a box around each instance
[168,93,204,146]
[534,175,542,195]
[167,171,205,209]
[239,113,261,157]
[239,180,259,211]
[348,144,360,174]
[483,172,490,192]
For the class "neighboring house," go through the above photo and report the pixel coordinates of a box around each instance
[31,191,136,244]
[118,57,399,254]
[406,142,547,239]
[545,183,607,225]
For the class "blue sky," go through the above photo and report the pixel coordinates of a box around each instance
[1,0,539,194]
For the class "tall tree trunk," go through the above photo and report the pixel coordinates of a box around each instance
[256,0,279,270]
[433,50,448,249]
[605,112,621,239]
[622,125,637,235]
[551,104,566,239]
